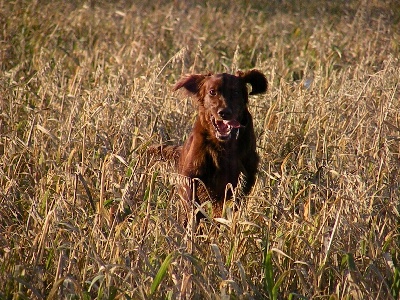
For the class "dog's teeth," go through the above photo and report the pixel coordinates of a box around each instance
[223,120,241,128]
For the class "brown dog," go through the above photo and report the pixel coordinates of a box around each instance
[153,70,267,219]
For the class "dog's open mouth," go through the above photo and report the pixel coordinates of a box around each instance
[211,116,242,140]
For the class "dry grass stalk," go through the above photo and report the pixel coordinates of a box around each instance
[1,0,399,299]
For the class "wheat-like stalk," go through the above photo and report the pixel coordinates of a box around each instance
[1,1,399,299]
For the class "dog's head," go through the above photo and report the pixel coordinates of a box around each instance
[174,70,268,141]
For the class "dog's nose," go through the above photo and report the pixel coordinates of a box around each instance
[218,108,233,120]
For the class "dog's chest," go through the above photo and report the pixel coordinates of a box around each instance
[206,148,240,186]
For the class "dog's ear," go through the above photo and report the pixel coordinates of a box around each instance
[173,74,205,94]
[239,70,268,95]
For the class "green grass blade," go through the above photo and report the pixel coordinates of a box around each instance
[263,250,275,300]
[150,251,176,295]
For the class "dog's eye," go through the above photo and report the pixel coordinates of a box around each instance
[209,89,217,96]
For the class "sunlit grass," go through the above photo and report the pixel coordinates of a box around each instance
[1,0,399,299]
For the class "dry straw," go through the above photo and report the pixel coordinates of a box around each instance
[1,0,399,299]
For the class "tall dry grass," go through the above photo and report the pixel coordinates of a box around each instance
[1,0,399,299]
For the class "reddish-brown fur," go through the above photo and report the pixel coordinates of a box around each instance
[153,70,267,218]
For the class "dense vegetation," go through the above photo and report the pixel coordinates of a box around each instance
[1,0,399,299]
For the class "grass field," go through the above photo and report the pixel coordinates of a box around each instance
[1,0,400,299]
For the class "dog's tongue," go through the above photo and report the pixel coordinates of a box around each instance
[215,119,241,135]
